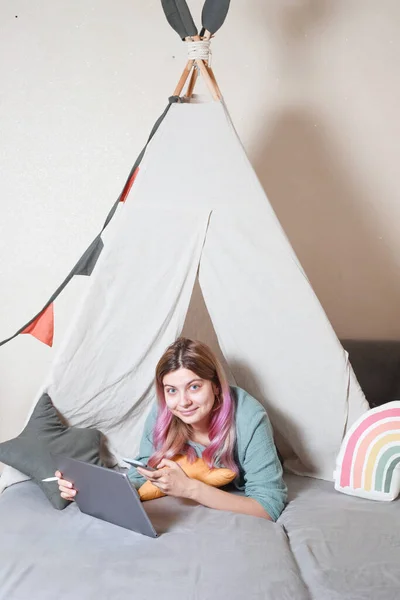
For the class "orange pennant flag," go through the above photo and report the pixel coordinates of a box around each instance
[120,167,139,203]
[21,303,54,347]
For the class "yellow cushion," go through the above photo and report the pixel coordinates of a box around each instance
[138,455,237,501]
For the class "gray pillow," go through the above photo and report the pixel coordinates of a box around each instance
[0,393,103,509]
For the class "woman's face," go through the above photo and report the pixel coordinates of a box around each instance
[162,368,217,428]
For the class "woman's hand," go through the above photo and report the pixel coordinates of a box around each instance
[137,459,196,499]
[55,470,77,501]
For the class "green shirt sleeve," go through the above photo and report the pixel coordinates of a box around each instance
[235,388,288,521]
[127,403,157,489]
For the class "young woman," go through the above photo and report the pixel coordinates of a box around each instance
[57,338,287,521]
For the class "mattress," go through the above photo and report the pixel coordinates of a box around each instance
[280,474,400,600]
[0,479,307,600]
[1,474,398,600]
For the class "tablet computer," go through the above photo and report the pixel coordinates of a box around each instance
[54,455,158,538]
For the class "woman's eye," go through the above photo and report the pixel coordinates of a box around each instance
[167,388,177,394]
[190,384,200,391]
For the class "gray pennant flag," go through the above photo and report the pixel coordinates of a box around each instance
[74,235,104,277]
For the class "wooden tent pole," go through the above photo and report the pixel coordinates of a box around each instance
[173,32,221,101]
[185,67,198,98]
[200,30,221,100]
[173,60,194,97]
[195,59,219,100]
[206,66,222,99]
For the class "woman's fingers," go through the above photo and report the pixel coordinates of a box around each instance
[151,477,167,490]
[60,488,75,498]
[137,467,166,481]
[58,477,74,488]
[157,458,176,469]
[137,467,168,489]
[59,484,75,494]
[56,474,76,499]
[61,492,75,501]
[148,468,167,480]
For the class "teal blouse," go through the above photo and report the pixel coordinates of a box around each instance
[128,386,287,521]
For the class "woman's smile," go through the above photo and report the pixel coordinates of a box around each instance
[179,407,198,417]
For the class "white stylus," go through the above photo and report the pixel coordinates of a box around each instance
[42,477,59,482]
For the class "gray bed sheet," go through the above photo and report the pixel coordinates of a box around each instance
[1,475,399,600]
[0,480,308,600]
[280,474,400,600]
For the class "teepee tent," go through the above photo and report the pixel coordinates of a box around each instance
[0,0,369,491]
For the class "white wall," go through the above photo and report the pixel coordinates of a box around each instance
[1,1,400,452]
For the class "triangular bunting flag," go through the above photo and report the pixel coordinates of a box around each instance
[21,303,54,347]
[0,102,176,350]
[74,236,104,276]
[120,167,139,204]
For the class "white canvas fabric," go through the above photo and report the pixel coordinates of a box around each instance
[1,97,369,489]
[49,204,212,456]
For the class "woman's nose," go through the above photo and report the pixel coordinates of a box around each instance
[179,393,192,408]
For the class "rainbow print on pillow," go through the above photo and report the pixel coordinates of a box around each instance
[334,402,400,502]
